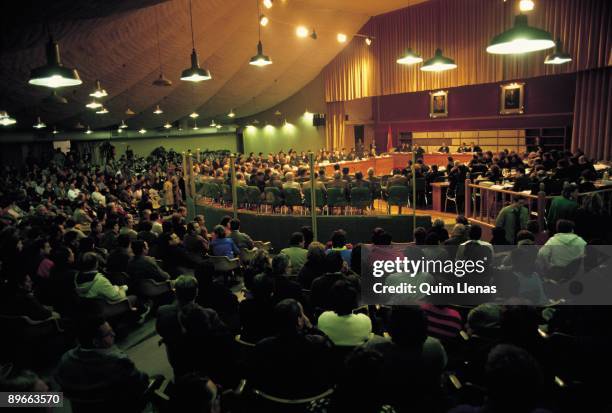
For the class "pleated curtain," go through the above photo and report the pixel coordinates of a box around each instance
[324,0,611,102]
[325,101,346,151]
[572,67,612,160]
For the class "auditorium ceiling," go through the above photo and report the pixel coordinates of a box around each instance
[0,0,427,131]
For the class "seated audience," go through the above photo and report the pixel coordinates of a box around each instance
[280,232,308,274]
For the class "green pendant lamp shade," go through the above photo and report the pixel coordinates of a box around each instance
[544,40,572,64]
[180,49,212,81]
[180,0,212,82]
[487,14,555,54]
[420,48,457,72]
[397,48,423,65]
[249,41,272,66]
[29,36,82,88]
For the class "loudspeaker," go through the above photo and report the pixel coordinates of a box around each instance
[313,113,326,127]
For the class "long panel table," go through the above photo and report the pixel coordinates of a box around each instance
[320,153,473,176]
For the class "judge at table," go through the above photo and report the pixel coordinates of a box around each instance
[457,142,471,153]
[413,144,425,159]
[438,143,450,153]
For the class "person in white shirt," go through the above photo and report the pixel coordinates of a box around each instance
[456,224,494,258]
[317,280,372,346]
[67,183,81,202]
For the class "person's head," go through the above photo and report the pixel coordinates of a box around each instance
[251,273,274,300]
[484,344,543,410]
[117,233,132,250]
[456,215,469,225]
[324,250,344,273]
[220,215,231,229]
[139,220,153,233]
[177,206,187,217]
[131,240,148,256]
[289,232,305,247]
[562,182,578,199]
[300,226,314,247]
[388,306,428,346]
[466,303,501,337]
[413,227,427,245]
[371,227,392,245]
[213,225,226,239]
[329,280,359,316]
[229,218,241,232]
[175,275,199,305]
[468,224,482,241]
[271,253,291,276]
[451,224,467,239]
[77,317,115,349]
[513,196,526,208]
[273,298,307,334]
[515,230,535,243]
[342,167,349,176]
[367,167,375,177]
[52,245,75,267]
[556,219,574,234]
[172,373,220,413]
[425,232,440,245]
[0,368,49,394]
[80,252,99,272]
[330,229,347,248]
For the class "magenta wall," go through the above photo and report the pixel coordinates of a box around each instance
[373,73,576,149]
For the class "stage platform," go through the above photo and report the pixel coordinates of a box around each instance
[319,152,474,176]
[195,204,433,252]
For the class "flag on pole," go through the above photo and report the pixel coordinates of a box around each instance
[386,124,393,153]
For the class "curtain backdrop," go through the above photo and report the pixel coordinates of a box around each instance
[325,101,346,151]
[324,0,611,102]
[572,67,612,161]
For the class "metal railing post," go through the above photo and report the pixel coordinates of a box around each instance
[309,152,318,242]
[230,154,238,219]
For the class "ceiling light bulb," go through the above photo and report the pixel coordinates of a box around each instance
[138,128,147,134]
[260,15,269,26]
[164,122,172,129]
[0,115,17,126]
[33,117,46,129]
[365,37,372,46]
[86,99,102,109]
[85,127,92,134]
[216,124,222,129]
[263,0,273,9]
[193,123,199,130]
[228,109,236,118]
[544,40,572,65]
[95,106,109,114]
[52,127,58,134]
[210,120,217,127]
[117,128,123,133]
[119,120,128,129]
[89,80,108,98]
[180,49,212,82]
[296,26,309,38]
[249,41,272,66]
[519,0,535,12]
[397,48,423,65]
[337,33,347,43]
[125,108,135,116]
[153,105,163,115]
[189,112,199,118]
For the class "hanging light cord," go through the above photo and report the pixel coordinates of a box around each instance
[155,7,163,72]
[189,0,196,49]
[256,0,261,41]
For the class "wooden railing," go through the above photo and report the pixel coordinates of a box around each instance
[465,179,612,232]
[464,179,549,231]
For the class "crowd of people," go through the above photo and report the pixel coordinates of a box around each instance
[0,145,610,412]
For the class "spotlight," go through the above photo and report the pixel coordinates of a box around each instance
[263,0,273,9]
[337,33,347,43]
[296,26,309,38]
[365,37,372,46]
[260,15,269,26]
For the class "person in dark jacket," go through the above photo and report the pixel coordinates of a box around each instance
[0,273,53,321]
[127,240,170,283]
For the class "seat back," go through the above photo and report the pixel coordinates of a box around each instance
[236,186,248,206]
[0,315,61,340]
[252,387,334,406]
[133,279,172,298]
[246,186,262,205]
[414,177,427,192]
[283,188,302,207]
[207,182,221,201]
[327,187,347,206]
[77,297,134,319]
[350,187,371,208]
[388,186,409,205]
[264,187,283,206]
[303,188,325,208]
[240,248,258,263]
[208,255,241,272]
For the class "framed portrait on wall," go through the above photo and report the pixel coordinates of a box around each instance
[500,82,525,115]
[429,90,448,118]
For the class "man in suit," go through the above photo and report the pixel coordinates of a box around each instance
[438,143,450,153]
[413,144,425,159]
[127,240,171,283]
[457,142,471,153]
[229,218,254,250]
[470,142,482,153]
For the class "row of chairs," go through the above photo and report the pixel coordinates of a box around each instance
[198,181,430,215]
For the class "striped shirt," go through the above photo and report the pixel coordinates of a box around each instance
[421,304,463,340]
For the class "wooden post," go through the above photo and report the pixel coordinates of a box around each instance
[537,183,546,232]
[309,152,318,242]
[412,151,416,231]
[229,154,238,219]
[188,151,196,197]
[181,151,188,180]
[464,176,472,219]
[196,148,201,163]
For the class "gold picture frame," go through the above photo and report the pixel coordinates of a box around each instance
[429,90,448,118]
[500,82,525,115]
